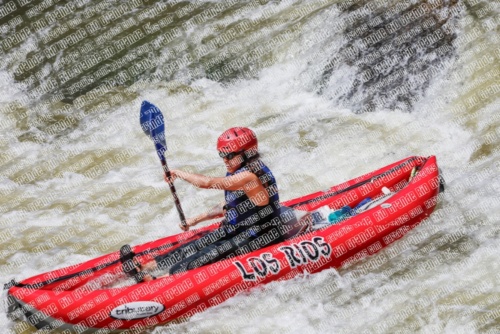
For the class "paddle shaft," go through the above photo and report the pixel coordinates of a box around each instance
[161,159,187,227]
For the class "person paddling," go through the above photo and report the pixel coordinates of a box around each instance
[121,127,285,282]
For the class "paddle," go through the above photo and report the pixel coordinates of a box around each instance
[140,100,187,227]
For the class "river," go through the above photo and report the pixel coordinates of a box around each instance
[0,0,499,333]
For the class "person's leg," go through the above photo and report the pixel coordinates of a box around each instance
[167,223,279,275]
[168,232,242,275]
[133,223,284,279]
[126,227,229,281]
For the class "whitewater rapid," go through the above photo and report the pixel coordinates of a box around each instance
[1,0,499,333]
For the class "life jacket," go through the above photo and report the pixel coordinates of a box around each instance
[224,160,280,228]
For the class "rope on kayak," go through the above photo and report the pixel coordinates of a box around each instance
[7,230,212,290]
[289,156,423,209]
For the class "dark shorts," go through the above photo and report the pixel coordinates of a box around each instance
[155,221,284,275]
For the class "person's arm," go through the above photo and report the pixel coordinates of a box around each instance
[166,170,267,230]
[168,169,256,191]
[179,203,224,231]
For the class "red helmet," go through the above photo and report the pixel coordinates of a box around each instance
[217,127,258,157]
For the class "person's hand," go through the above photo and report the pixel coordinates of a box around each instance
[164,170,179,184]
[179,217,198,231]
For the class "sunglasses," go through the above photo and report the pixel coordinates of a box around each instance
[218,151,241,159]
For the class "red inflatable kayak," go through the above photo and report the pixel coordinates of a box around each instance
[6,156,442,332]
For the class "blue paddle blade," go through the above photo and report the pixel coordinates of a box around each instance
[140,100,167,161]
